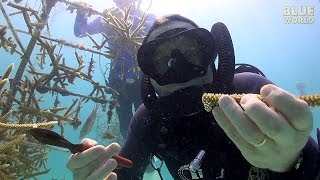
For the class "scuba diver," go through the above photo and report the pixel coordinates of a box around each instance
[67,14,320,180]
[73,0,156,138]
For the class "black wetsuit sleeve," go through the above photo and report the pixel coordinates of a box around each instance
[115,105,153,180]
[234,73,320,179]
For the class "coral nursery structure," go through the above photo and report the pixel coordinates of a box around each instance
[0,0,148,178]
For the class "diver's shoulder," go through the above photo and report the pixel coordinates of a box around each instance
[129,104,149,135]
[234,72,271,82]
[232,72,273,94]
[131,104,149,123]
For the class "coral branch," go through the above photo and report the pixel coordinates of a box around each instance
[3,0,54,115]
[2,63,14,79]
[0,78,9,91]
[0,134,25,153]
[0,25,114,57]
[0,121,58,130]
[22,168,51,179]
[202,93,320,112]
[0,110,12,123]
[0,154,6,158]
[0,2,25,53]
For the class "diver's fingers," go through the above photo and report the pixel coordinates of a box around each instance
[260,84,312,132]
[81,143,120,175]
[86,158,117,180]
[104,172,118,180]
[67,145,106,170]
[218,95,266,146]
[81,138,98,147]
[73,157,109,180]
[81,138,98,151]
[240,93,295,142]
[104,143,121,159]
[70,143,120,179]
[212,106,251,151]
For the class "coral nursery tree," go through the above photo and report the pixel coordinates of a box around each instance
[0,0,148,178]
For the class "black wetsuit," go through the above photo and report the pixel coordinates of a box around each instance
[115,72,320,180]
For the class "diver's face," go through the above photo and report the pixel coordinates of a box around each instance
[150,66,213,97]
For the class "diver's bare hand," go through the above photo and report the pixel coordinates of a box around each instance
[66,138,120,180]
[212,84,312,172]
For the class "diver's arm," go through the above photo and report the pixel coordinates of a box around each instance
[74,11,106,37]
[114,105,153,179]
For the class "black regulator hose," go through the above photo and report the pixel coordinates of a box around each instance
[141,74,158,109]
[210,22,235,93]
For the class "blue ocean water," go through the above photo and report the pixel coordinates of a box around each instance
[0,0,319,179]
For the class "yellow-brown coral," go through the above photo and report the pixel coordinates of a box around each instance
[1,63,13,80]
[0,121,58,130]
[0,78,9,91]
[0,134,25,153]
[202,93,320,112]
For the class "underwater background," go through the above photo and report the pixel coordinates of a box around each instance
[0,0,319,179]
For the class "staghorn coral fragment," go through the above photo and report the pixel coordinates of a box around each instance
[0,121,58,130]
[22,168,51,179]
[1,63,14,79]
[0,110,12,123]
[0,154,6,158]
[0,134,25,153]
[299,94,320,107]
[0,163,10,169]
[18,105,75,122]
[0,78,9,91]
[0,2,25,54]
[202,93,320,112]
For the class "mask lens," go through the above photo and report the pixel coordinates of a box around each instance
[153,37,205,75]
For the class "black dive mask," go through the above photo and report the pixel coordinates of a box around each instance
[154,49,207,86]
[154,86,206,117]
[138,28,216,86]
